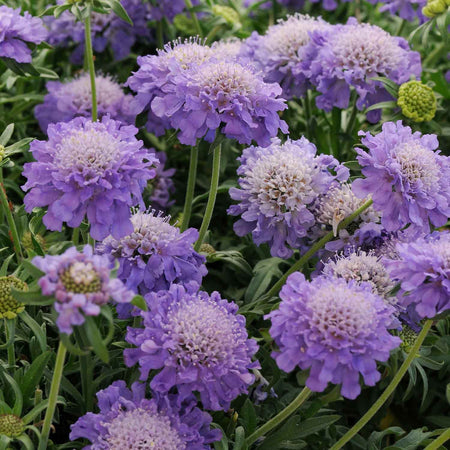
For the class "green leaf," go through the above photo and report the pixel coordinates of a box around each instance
[240,399,257,435]
[84,316,110,363]
[233,426,246,450]
[384,427,433,449]
[11,288,54,306]
[213,424,229,450]
[370,77,399,97]
[0,370,23,416]
[53,4,72,18]
[22,397,65,425]
[5,138,34,156]
[0,124,14,146]
[131,295,147,312]
[34,66,59,79]
[365,101,398,113]
[0,254,15,277]
[245,258,286,302]
[20,352,52,405]
[106,0,133,24]
[207,250,253,277]
[21,259,45,279]
[293,415,341,439]
[20,310,47,354]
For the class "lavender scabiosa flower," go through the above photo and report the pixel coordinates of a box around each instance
[0,6,48,63]
[385,232,450,319]
[151,59,288,145]
[70,380,221,449]
[146,151,176,211]
[352,121,450,233]
[32,245,133,334]
[150,0,200,21]
[22,116,158,240]
[124,283,259,411]
[374,0,428,23]
[97,210,206,317]
[35,73,135,133]
[302,18,421,122]
[240,15,329,99]
[228,138,349,258]
[267,273,400,399]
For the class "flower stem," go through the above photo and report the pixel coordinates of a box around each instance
[180,146,199,232]
[156,20,164,49]
[246,387,312,446]
[424,428,450,450]
[194,142,221,251]
[84,7,97,122]
[0,183,23,263]
[5,318,15,370]
[184,0,202,37]
[330,319,433,450]
[38,340,67,450]
[265,198,373,299]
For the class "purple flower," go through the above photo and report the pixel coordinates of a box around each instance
[240,15,329,99]
[124,283,259,411]
[228,137,349,258]
[97,210,207,317]
[150,0,200,21]
[372,0,428,22]
[302,18,421,122]
[276,0,352,10]
[0,6,47,63]
[147,151,176,211]
[35,73,135,133]
[45,0,152,63]
[385,232,450,319]
[266,273,400,399]
[33,245,133,334]
[352,121,450,233]
[70,380,221,449]
[22,116,158,241]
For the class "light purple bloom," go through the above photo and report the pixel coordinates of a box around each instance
[302,18,421,122]
[150,0,200,21]
[385,232,450,319]
[147,151,176,211]
[371,0,428,23]
[352,121,450,233]
[266,272,400,399]
[70,380,221,449]
[22,116,158,241]
[97,210,206,317]
[228,137,349,258]
[0,6,48,63]
[35,73,135,133]
[124,283,259,411]
[33,246,133,334]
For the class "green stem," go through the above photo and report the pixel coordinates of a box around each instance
[38,341,67,450]
[0,183,23,262]
[246,387,312,446]
[5,319,15,370]
[395,19,407,36]
[74,328,94,412]
[194,142,221,252]
[265,199,374,299]
[345,96,358,136]
[180,146,199,232]
[304,91,312,139]
[424,428,450,450]
[156,20,164,49]
[184,0,202,37]
[330,319,433,450]
[84,8,97,122]
[423,42,446,67]
[72,227,80,246]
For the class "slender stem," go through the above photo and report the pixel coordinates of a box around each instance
[184,0,202,37]
[74,328,94,412]
[246,387,312,446]
[265,199,373,299]
[72,227,80,246]
[5,319,15,370]
[84,7,97,122]
[156,20,164,49]
[423,42,446,67]
[330,320,433,450]
[395,19,407,36]
[38,341,67,450]
[180,146,199,232]
[424,428,450,450]
[345,97,358,136]
[194,143,221,251]
[304,91,311,139]
[0,183,23,262]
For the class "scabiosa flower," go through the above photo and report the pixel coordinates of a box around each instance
[374,0,428,22]
[211,38,243,60]
[22,116,158,240]
[35,73,135,133]
[151,59,288,145]
[241,14,329,99]
[267,272,400,399]
[33,245,133,334]
[97,210,206,317]
[146,151,176,211]
[302,18,421,122]
[149,0,200,21]
[228,137,349,258]
[124,283,259,411]
[352,121,450,233]
[385,232,450,319]
[0,276,27,320]
[0,6,47,63]
[397,80,437,122]
[70,380,221,449]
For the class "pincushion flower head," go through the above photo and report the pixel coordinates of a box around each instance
[124,283,259,411]
[241,14,329,99]
[35,73,135,133]
[352,121,450,233]
[22,116,158,241]
[70,380,221,449]
[385,232,450,319]
[302,18,421,122]
[0,276,27,320]
[0,6,48,63]
[97,210,207,317]
[397,80,437,122]
[32,245,133,334]
[372,0,427,22]
[266,272,400,399]
[228,137,349,258]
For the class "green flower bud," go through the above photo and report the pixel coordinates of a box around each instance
[399,325,418,353]
[0,145,5,163]
[0,414,24,438]
[211,5,240,25]
[422,0,450,18]
[199,243,216,255]
[397,80,436,122]
[0,276,27,320]
[22,232,47,253]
